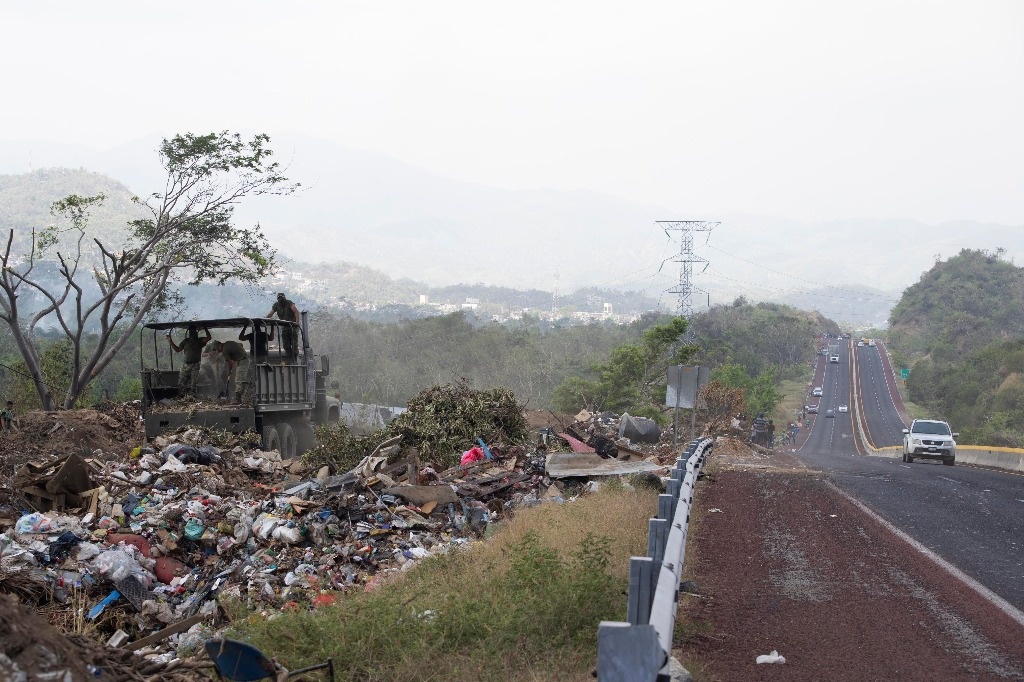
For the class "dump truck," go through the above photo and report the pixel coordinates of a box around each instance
[140,312,339,457]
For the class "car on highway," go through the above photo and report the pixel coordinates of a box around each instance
[812,387,823,396]
[857,341,865,347]
[825,409,835,418]
[902,419,958,465]
[805,404,819,414]
[829,355,839,363]
[838,404,848,413]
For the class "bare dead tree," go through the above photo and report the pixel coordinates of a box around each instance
[0,131,296,409]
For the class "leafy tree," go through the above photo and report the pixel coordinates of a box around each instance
[552,316,695,413]
[711,362,783,418]
[0,132,294,409]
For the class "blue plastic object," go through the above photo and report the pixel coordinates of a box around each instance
[476,438,494,460]
[87,590,120,620]
[205,638,334,681]
[205,639,277,681]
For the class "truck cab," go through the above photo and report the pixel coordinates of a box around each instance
[140,315,337,457]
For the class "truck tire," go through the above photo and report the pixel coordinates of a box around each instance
[262,424,281,454]
[943,457,955,466]
[278,423,297,459]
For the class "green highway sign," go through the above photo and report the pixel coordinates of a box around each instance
[900,368,910,380]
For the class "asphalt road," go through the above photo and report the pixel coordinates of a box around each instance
[793,336,1024,613]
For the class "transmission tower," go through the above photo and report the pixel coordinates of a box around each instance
[551,269,560,314]
[658,220,718,318]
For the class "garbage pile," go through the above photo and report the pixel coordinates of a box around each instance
[0,399,681,678]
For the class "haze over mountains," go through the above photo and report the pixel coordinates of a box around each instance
[1,133,1020,327]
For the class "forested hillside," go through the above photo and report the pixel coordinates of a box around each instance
[888,249,1024,446]
[691,298,836,378]
[888,248,1024,361]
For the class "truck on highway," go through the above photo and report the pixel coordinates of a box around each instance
[140,313,339,457]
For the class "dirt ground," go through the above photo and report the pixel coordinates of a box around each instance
[677,443,1024,681]
[0,593,142,681]
[0,404,143,484]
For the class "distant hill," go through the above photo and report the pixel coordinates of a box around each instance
[2,134,1021,325]
[888,248,1024,361]
[0,168,662,320]
[887,249,1024,446]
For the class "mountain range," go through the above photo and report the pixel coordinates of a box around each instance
[1,132,1020,326]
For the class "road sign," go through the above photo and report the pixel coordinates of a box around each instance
[666,365,709,408]
[900,368,910,380]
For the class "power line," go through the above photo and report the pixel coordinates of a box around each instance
[705,244,902,301]
[703,266,901,303]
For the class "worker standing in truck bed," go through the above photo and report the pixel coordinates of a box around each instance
[266,293,301,358]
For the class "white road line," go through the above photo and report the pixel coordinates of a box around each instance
[828,482,1024,630]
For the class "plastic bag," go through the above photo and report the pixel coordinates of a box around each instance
[162,443,220,465]
[15,512,54,534]
[92,548,153,587]
[183,518,205,541]
[284,563,317,586]
[756,650,786,664]
[273,524,302,544]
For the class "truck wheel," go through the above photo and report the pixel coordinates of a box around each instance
[906,454,913,463]
[943,458,955,466]
[262,424,281,453]
[278,423,297,459]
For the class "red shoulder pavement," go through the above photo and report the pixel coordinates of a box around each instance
[677,449,1024,681]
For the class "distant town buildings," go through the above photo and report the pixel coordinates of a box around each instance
[265,267,641,325]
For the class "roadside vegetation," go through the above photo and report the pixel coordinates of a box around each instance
[227,484,658,681]
[887,249,1024,446]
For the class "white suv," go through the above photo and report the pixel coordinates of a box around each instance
[902,419,957,466]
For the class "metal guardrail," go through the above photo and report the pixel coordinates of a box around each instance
[597,437,713,681]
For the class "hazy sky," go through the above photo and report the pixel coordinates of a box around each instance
[2,0,1022,225]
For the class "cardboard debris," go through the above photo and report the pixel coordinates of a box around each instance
[545,452,666,478]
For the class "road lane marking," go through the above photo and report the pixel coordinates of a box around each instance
[827,482,1024,629]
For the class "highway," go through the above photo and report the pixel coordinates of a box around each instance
[792,336,1024,613]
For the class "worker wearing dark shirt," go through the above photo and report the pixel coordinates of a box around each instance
[239,321,274,359]
[167,326,211,397]
[214,340,251,403]
[266,293,301,357]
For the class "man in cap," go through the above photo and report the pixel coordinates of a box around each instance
[266,293,301,357]
[167,326,212,397]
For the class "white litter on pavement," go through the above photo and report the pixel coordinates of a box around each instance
[756,650,787,664]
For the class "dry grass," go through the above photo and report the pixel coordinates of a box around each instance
[473,483,658,582]
[775,374,813,424]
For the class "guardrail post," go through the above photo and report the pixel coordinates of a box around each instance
[648,517,669,564]
[598,622,663,682]
[657,494,673,522]
[627,557,656,625]
[665,479,680,510]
